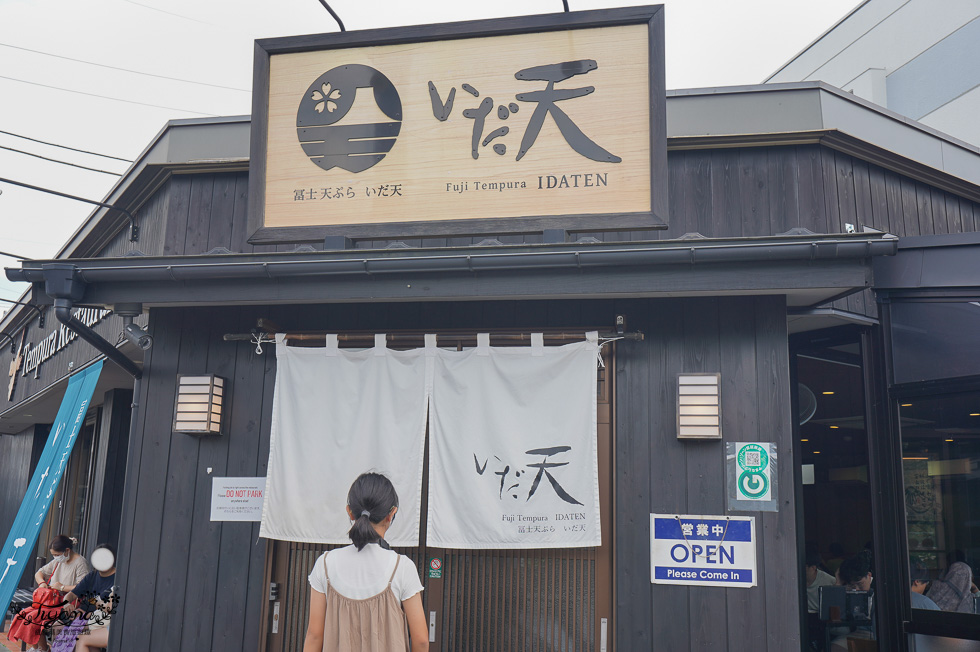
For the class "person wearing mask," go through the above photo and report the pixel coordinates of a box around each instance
[61,543,117,652]
[303,472,428,651]
[29,535,90,652]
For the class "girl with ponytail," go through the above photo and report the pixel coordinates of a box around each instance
[303,472,428,651]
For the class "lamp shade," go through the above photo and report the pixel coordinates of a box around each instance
[174,374,225,435]
[677,373,721,440]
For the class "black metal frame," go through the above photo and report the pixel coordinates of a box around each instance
[877,297,980,645]
[247,5,668,244]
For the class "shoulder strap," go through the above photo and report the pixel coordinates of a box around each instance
[388,555,401,584]
[323,552,330,585]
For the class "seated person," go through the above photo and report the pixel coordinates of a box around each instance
[909,563,939,610]
[829,551,875,652]
[926,561,975,613]
[31,535,90,652]
[34,535,90,595]
[805,551,836,651]
[61,543,117,652]
[807,551,837,613]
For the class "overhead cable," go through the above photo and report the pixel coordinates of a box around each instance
[0,250,33,261]
[0,129,132,162]
[0,74,217,116]
[0,144,123,175]
[0,43,250,93]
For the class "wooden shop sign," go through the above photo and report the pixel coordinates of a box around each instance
[248,6,667,242]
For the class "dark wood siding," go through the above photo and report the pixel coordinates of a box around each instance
[87,146,980,264]
[0,426,36,585]
[615,295,796,651]
[111,296,797,651]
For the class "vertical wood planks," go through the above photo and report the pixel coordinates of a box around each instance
[683,299,727,650]
[755,296,800,651]
[113,308,183,650]
[613,299,655,649]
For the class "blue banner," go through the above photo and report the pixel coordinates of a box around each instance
[0,361,104,616]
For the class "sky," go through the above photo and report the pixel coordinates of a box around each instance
[0,0,860,310]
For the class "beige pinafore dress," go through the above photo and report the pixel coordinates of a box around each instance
[321,553,411,652]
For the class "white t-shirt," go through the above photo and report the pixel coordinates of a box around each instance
[308,544,423,602]
[807,569,836,613]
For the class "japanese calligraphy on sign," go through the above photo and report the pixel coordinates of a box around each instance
[254,11,666,241]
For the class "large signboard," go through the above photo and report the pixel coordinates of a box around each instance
[249,6,667,242]
[650,513,757,588]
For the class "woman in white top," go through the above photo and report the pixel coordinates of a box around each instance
[303,472,428,652]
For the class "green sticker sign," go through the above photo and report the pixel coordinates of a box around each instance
[427,557,443,579]
[735,443,772,501]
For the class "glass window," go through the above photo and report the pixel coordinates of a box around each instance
[900,391,980,616]
[891,302,980,384]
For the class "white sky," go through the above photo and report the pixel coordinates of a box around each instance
[0,0,859,309]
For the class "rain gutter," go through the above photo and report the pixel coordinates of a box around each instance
[6,235,899,286]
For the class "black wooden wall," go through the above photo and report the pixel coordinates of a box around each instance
[616,295,796,650]
[110,295,796,651]
[89,144,980,263]
[0,427,36,549]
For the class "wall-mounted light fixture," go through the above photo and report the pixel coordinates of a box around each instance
[677,373,721,440]
[173,374,225,435]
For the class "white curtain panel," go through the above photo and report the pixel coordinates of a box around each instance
[260,334,431,546]
[427,332,601,549]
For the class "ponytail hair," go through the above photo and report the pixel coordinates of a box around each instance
[346,472,399,551]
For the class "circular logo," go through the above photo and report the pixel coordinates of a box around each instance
[739,470,770,498]
[737,443,769,472]
[429,558,442,571]
[296,64,402,174]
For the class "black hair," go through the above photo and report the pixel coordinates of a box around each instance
[93,542,116,557]
[829,542,845,557]
[49,535,73,553]
[839,551,872,586]
[346,472,399,551]
[909,560,931,583]
[805,551,823,568]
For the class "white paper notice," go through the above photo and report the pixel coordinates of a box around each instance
[211,477,267,522]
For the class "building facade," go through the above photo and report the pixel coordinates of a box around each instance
[2,11,980,652]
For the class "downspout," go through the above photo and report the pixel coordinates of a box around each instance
[43,263,142,379]
[41,265,146,652]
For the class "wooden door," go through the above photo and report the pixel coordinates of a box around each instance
[261,346,615,652]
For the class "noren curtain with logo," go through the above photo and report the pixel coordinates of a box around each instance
[260,333,600,549]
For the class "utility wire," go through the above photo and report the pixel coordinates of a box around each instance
[122,0,213,25]
[0,129,131,162]
[0,250,33,261]
[0,74,217,116]
[0,144,123,176]
[0,43,250,93]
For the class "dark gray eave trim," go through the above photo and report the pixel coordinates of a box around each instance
[7,232,898,308]
[873,232,980,293]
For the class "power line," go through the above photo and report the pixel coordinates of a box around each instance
[122,0,213,25]
[0,129,132,162]
[0,74,218,116]
[0,42,250,93]
[0,250,33,261]
[0,144,123,175]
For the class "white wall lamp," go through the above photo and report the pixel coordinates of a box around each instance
[173,374,225,435]
[677,373,721,440]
